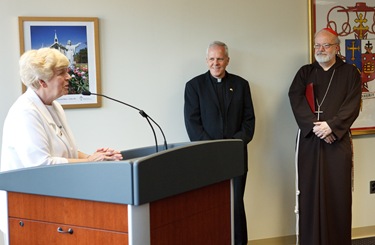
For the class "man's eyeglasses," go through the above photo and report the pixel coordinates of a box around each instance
[314,43,338,49]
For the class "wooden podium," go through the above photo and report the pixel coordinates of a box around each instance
[0,140,244,245]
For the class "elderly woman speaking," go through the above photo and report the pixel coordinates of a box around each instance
[1,48,122,171]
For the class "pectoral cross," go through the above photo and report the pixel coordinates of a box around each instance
[314,69,334,122]
[315,105,323,121]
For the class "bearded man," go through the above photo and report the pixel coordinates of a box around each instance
[288,28,362,245]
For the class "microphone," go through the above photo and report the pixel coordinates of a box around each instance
[82,90,168,152]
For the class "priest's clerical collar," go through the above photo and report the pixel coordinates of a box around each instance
[210,73,227,84]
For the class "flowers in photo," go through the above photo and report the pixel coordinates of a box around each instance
[68,65,89,94]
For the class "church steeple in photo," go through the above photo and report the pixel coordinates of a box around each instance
[50,31,67,53]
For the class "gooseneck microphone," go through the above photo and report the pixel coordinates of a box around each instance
[82,90,168,152]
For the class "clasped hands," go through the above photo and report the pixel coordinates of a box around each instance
[88,147,123,162]
[313,121,336,144]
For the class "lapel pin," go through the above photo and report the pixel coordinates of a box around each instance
[229,88,233,92]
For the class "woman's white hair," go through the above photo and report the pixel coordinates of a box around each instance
[19,47,69,90]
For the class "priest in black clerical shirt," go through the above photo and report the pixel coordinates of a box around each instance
[184,41,255,245]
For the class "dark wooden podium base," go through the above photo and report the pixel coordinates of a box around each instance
[7,180,231,245]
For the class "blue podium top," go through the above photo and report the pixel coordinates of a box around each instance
[0,140,244,205]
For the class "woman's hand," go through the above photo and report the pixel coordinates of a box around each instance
[87,148,123,161]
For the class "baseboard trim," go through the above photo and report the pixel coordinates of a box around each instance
[248,235,295,245]
[248,226,375,245]
[352,225,375,239]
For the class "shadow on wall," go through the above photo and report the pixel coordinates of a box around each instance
[0,230,5,245]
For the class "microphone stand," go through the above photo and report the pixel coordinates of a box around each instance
[82,91,168,152]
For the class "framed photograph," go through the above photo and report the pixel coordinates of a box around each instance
[19,16,102,108]
[309,1,375,135]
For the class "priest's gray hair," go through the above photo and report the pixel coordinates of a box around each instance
[207,41,229,57]
[315,29,341,45]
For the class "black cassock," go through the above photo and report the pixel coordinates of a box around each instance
[288,57,361,245]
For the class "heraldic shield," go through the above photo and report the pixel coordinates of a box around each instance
[345,39,375,92]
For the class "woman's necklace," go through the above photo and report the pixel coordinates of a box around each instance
[315,69,335,121]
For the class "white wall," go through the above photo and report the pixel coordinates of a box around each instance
[0,0,374,243]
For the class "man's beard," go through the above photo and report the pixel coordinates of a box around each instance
[315,52,334,63]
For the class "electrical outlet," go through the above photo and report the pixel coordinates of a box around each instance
[370,181,375,194]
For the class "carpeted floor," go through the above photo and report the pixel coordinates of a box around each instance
[352,237,375,245]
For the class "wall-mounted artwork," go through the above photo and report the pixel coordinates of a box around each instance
[19,17,102,108]
[309,1,375,135]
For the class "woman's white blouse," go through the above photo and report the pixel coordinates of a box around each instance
[0,89,78,171]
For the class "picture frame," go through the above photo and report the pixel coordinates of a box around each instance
[19,16,102,108]
[309,1,375,136]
